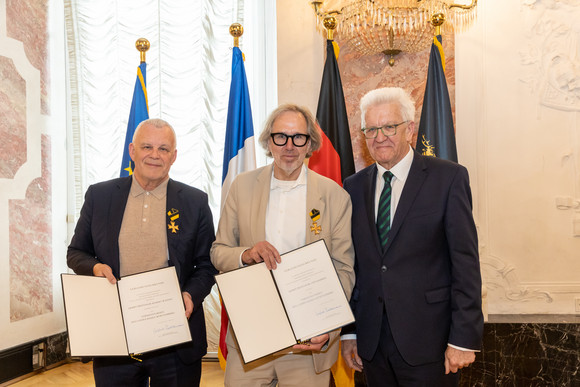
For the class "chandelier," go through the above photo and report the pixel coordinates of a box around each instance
[311,0,478,65]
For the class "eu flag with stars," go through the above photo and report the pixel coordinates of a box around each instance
[120,62,149,176]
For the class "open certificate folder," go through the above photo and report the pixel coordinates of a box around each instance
[61,266,191,357]
[215,239,354,363]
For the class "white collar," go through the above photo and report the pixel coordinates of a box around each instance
[376,146,414,182]
[270,164,308,191]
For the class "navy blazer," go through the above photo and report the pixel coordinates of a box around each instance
[343,151,483,366]
[67,176,217,362]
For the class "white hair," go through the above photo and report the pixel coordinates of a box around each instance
[360,87,416,128]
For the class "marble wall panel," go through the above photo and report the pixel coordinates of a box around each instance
[9,135,52,321]
[2,0,53,324]
[6,0,49,114]
[334,35,455,171]
[353,321,580,386]
[0,56,26,178]
[460,319,580,386]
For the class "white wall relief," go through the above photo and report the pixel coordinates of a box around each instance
[457,0,580,315]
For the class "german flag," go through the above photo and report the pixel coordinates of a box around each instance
[308,40,355,186]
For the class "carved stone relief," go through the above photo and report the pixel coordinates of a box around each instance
[519,0,580,112]
[478,0,580,314]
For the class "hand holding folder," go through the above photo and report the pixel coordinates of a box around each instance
[215,239,354,363]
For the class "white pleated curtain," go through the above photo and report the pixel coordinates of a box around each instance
[64,0,276,355]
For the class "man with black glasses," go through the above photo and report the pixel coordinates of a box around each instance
[211,103,355,386]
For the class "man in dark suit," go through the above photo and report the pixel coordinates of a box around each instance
[67,118,217,386]
[341,87,483,386]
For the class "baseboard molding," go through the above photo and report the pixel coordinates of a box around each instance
[0,340,42,384]
[0,332,68,385]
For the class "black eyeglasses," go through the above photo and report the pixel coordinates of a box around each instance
[361,121,408,139]
[270,133,311,147]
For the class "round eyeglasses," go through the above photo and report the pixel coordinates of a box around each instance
[361,121,408,139]
[270,133,311,147]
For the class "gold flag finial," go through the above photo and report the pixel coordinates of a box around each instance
[431,13,446,36]
[323,16,337,40]
[135,38,150,63]
[230,23,243,48]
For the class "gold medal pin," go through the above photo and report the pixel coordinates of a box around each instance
[309,209,321,235]
[167,208,180,233]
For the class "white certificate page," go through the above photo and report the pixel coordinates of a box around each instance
[62,274,129,357]
[117,266,192,354]
[215,263,297,364]
[272,240,354,341]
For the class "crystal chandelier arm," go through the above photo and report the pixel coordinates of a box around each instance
[449,0,478,10]
[310,1,342,18]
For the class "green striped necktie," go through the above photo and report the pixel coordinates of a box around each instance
[376,171,394,251]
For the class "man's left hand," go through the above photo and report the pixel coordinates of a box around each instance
[444,346,475,374]
[292,333,329,352]
[182,291,194,319]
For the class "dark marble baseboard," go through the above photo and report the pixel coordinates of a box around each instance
[347,316,580,386]
[460,316,580,386]
[46,332,68,367]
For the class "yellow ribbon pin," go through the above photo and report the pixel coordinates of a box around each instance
[309,209,321,235]
[167,208,180,233]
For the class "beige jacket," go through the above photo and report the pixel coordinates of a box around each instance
[210,164,355,373]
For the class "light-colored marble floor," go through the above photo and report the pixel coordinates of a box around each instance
[5,359,224,386]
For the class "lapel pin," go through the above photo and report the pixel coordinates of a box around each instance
[309,208,321,235]
[167,208,180,233]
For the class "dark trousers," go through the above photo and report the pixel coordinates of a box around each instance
[93,348,201,387]
[361,310,459,387]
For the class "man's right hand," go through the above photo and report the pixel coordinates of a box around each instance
[241,241,281,270]
[93,263,116,284]
[341,339,363,372]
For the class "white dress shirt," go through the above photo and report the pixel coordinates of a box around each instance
[373,147,414,224]
[265,165,308,254]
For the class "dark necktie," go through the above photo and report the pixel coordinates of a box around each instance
[376,171,394,251]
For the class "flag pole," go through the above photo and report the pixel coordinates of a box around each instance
[230,23,243,48]
[119,38,150,177]
[135,38,150,63]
